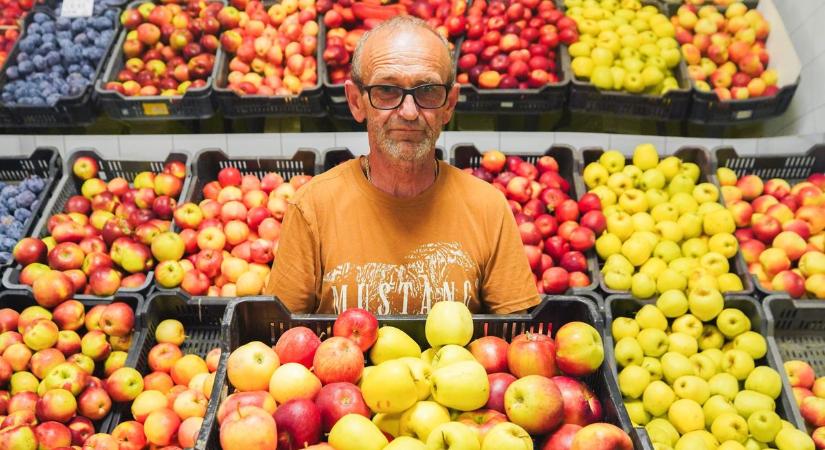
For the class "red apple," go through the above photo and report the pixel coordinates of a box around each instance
[468,336,509,374]
[314,382,370,433]
[312,337,363,385]
[508,332,556,378]
[332,308,378,352]
[273,399,322,450]
[485,372,517,414]
[274,327,321,369]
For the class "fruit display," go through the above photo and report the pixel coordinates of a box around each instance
[0,27,20,69]
[675,3,779,101]
[565,0,683,95]
[584,144,747,297]
[0,8,117,107]
[216,298,633,449]
[456,0,576,90]
[466,147,600,294]
[157,163,312,296]
[716,167,825,298]
[0,0,35,68]
[320,0,466,86]
[0,175,46,264]
[217,0,319,96]
[103,0,223,98]
[609,295,814,449]
[783,360,825,448]
[9,153,188,302]
[0,293,140,449]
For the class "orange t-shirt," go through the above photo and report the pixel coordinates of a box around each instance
[263,158,540,315]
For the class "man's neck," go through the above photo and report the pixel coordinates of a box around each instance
[366,151,438,198]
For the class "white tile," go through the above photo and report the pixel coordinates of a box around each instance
[790,5,825,66]
[0,136,23,155]
[18,136,36,155]
[665,137,722,156]
[443,131,499,161]
[554,132,610,153]
[171,134,228,157]
[333,132,370,155]
[34,136,65,157]
[497,132,556,154]
[722,139,758,157]
[282,132,335,157]
[118,135,174,160]
[226,133,282,157]
[777,0,821,34]
[607,134,667,155]
[756,133,823,155]
[63,135,119,156]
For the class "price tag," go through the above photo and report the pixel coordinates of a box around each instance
[142,103,170,116]
[60,0,94,18]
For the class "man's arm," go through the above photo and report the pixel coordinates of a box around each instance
[263,203,320,313]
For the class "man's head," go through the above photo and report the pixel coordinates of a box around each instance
[344,16,459,162]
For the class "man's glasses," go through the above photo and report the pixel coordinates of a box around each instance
[359,83,450,110]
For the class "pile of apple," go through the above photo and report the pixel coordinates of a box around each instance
[217,0,318,96]
[74,319,222,449]
[0,0,32,27]
[154,166,312,296]
[104,0,222,97]
[217,301,632,450]
[717,168,825,298]
[675,3,778,100]
[321,0,466,85]
[0,27,20,69]
[0,299,141,449]
[12,156,187,304]
[585,144,745,297]
[566,1,682,95]
[611,297,816,449]
[456,0,577,90]
[470,150,601,294]
[784,360,825,448]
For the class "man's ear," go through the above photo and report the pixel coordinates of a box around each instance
[442,82,461,126]
[344,80,367,123]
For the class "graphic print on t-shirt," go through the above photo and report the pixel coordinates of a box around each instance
[322,241,479,315]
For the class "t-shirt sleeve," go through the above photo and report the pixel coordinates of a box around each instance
[263,202,319,313]
[481,197,542,314]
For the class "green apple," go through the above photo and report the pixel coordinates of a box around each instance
[426,301,473,347]
[674,375,710,405]
[569,41,593,58]
[642,356,663,381]
[633,144,660,170]
[592,66,615,89]
[643,380,676,417]
[742,438,767,450]
[697,202,723,216]
[658,156,682,181]
[632,231,659,249]
[384,437,426,450]
[425,422,480,450]
[716,309,751,339]
[667,174,696,197]
[399,401,451,442]
[747,410,782,444]
[479,423,531,450]
[669,332,698,357]
[620,364,651,399]
[722,350,755,382]
[668,398,705,434]
[624,71,645,93]
[612,317,640,340]
[657,269,687,294]
[632,272,657,299]
[430,361,489,411]
[733,331,767,360]
[592,46,615,67]
[604,254,634,275]
[708,372,739,401]
[677,213,703,239]
[596,233,623,259]
[657,290,688,318]
[689,269,720,292]
[681,162,701,183]
[363,360,419,413]
[607,211,634,241]
[631,212,656,232]
[635,304,667,330]
[640,257,668,278]
[700,252,730,277]
[669,257,698,278]
[703,209,736,236]
[604,270,632,291]
[688,287,724,322]
[398,357,432,401]
[373,413,403,438]
[626,399,651,426]
[711,413,748,444]
[682,238,709,259]
[675,430,720,450]
[734,390,775,419]
[638,328,669,357]
[703,395,737,428]
[611,66,627,90]
[651,203,680,222]
[583,162,610,189]
[693,183,720,204]
[662,352,696,384]
[572,56,595,78]
[639,169,666,190]
[608,172,634,196]
[744,367,782,400]
[774,428,815,450]
[689,354,717,380]
[431,345,475,370]
[599,150,626,174]
[670,192,699,215]
[620,189,650,214]
[651,240,680,264]
[646,418,680,448]
[614,337,644,367]
[371,326,422,364]
[708,233,739,258]
[329,414,390,450]
[655,221,683,243]
[642,66,664,87]
[718,273,745,293]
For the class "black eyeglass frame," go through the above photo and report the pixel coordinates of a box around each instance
[356,83,453,110]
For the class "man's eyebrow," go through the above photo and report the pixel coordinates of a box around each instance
[369,73,443,85]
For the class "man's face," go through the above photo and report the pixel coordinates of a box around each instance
[345,27,459,162]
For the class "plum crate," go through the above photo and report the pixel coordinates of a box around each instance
[0,290,145,434]
[0,147,61,271]
[604,294,807,446]
[321,146,445,172]
[194,293,644,449]
[452,143,602,302]
[93,0,224,121]
[211,1,326,119]
[580,146,755,297]
[714,144,825,297]
[2,148,192,298]
[0,6,120,127]
[103,291,228,446]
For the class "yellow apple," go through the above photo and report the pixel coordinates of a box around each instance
[329,414,389,450]
[399,401,451,442]
[430,361,489,411]
[362,360,419,413]
[370,326,421,364]
[426,301,473,348]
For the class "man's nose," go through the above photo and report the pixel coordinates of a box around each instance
[397,92,419,120]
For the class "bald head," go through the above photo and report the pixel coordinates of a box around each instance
[350,16,455,87]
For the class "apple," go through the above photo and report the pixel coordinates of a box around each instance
[541,423,582,450]
[274,399,322,449]
[505,375,564,434]
[274,326,321,369]
[553,375,603,426]
[314,382,370,433]
[36,388,77,423]
[570,423,633,450]
[313,336,364,385]
[77,386,112,421]
[333,308,378,352]
[468,336,509,374]
[508,332,556,378]
[227,341,280,391]
[555,321,603,376]
[145,408,182,446]
[105,367,144,402]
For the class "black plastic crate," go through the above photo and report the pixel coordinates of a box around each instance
[0,6,120,127]
[197,294,643,450]
[714,145,825,297]
[212,4,326,118]
[687,77,797,124]
[2,148,192,297]
[93,0,223,121]
[321,146,445,173]
[604,294,807,443]
[657,0,758,16]
[0,147,61,271]
[104,292,228,445]
[452,143,602,303]
[581,146,754,297]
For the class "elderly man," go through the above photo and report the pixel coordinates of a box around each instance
[264,16,539,315]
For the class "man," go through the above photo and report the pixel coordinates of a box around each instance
[264,16,539,314]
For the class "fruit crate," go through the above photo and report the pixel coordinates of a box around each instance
[686,0,800,124]
[195,294,645,450]
[604,294,808,443]
[2,148,192,298]
[656,0,759,16]
[0,290,145,434]
[714,144,825,297]
[211,2,326,119]
[0,147,62,271]
[103,291,228,443]
[451,143,602,303]
[321,146,445,172]
[93,0,224,121]
[580,146,755,297]
[0,6,120,127]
